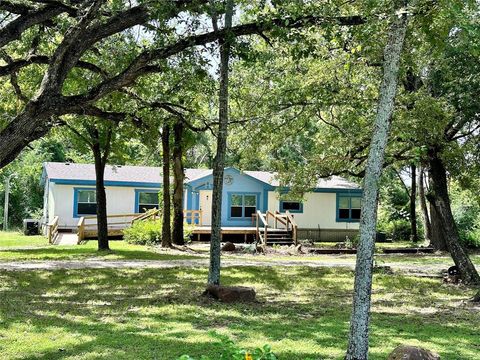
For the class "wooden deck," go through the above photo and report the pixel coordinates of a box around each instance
[191,226,257,241]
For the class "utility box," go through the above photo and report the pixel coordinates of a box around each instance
[23,219,39,236]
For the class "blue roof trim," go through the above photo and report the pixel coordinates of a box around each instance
[50,178,162,188]
[312,188,362,194]
[187,167,275,191]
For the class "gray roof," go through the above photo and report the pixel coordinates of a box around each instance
[43,162,360,189]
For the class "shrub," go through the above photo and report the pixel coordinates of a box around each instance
[183,223,194,243]
[378,218,411,242]
[123,220,162,245]
[178,334,277,360]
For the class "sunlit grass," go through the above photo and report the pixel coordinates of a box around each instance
[0,266,478,359]
[0,231,47,247]
[0,237,200,261]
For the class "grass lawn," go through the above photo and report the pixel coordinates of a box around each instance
[0,232,200,261]
[0,231,48,248]
[0,266,478,360]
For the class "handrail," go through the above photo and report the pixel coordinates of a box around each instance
[83,213,141,220]
[256,210,268,245]
[184,209,202,226]
[256,210,267,227]
[132,209,160,224]
[77,217,85,244]
[47,216,59,244]
[285,210,298,245]
[273,211,288,227]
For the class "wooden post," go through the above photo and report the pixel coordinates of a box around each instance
[256,211,259,242]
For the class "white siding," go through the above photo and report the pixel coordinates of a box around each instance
[267,191,360,230]
[52,184,138,229]
[48,182,55,224]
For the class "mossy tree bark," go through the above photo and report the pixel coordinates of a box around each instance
[409,164,418,242]
[208,0,234,286]
[417,166,432,243]
[345,3,408,359]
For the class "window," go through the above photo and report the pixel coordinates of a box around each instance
[337,194,361,221]
[76,189,96,215]
[229,194,257,218]
[137,191,159,213]
[280,200,303,213]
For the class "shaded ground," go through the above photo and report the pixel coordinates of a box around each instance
[0,266,478,360]
[1,235,479,359]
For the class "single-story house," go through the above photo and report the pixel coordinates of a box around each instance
[41,162,362,241]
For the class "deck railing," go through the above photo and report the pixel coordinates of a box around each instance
[256,210,298,245]
[47,216,59,244]
[76,209,202,243]
[77,213,141,243]
[184,210,202,226]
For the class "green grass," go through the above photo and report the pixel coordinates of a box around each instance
[0,266,478,360]
[0,234,200,261]
[0,231,48,248]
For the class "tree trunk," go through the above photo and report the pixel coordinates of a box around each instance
[208,0,234,286]
[427,149,480,285]
[161,124,172,248]
[409,164,418,242]
[93,144,109,251]
[417,166,432,242]
[345,4,407,359]
[172,121,185,246]
[429,202,448,251]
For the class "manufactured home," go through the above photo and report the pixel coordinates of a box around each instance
[41,162,362,242]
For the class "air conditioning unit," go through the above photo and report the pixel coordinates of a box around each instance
[23,219,40,236]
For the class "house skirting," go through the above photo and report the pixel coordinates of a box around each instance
[297,228,359,242]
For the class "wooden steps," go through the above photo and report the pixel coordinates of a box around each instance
[256,211,298,247]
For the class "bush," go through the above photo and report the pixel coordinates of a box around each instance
[378,218,411,242]
[178,334,277,360]
[451,184,480,249]
[123,220,162,245]
[124,220,196,246]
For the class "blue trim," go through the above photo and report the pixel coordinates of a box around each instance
[52,178,161,188]
[134,189,160,213]
[262,189,269,212]
[187,167,275,190]
[313,188,362,194]
[280,200,303,213]
[227,191,261,220]
[336,192,362,222]
[73,187,96,218]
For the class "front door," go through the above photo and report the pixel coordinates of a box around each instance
[199,190,212,226]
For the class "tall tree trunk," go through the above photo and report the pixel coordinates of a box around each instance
[429,202,448,250]
[409,164,418,242]
[417,166,432,242]
[346,4,407,359]
[161,123,172,248]
[208,0,234,286]
[427,149,480,285]
[93,144,109,251]
[172,121,185,246]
